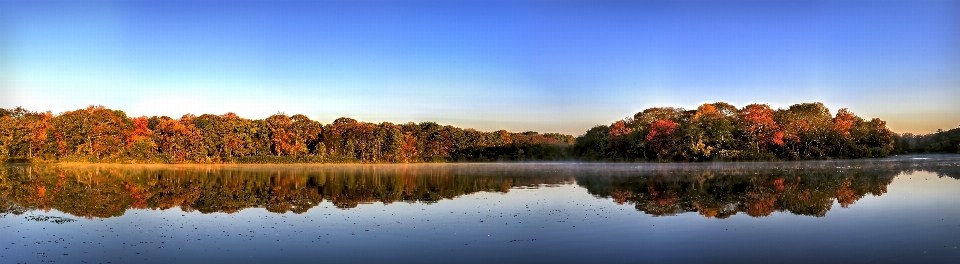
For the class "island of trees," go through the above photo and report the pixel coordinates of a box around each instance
[0,102,954,163]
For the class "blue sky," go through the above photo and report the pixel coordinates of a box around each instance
[2,0,958,135]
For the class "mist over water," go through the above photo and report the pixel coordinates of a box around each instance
[2,155,960,263]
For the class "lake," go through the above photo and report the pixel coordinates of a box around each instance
[2,155,960,263]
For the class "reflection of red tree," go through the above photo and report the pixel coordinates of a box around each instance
[745,189,777,217]
[499,181,512,193]
[36,185,46,199]
[610,189,633,205]
[876,185,887,196]
[773,178,785,192]
[836,180,856,208]
[694,203,719,218]
[647,185,677,206]
[124,182,149,209]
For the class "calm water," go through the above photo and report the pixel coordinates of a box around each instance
[2,155,960,263]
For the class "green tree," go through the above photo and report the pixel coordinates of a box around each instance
[773,102,832,159]
[573,125,609,160]
[291,114,323,156]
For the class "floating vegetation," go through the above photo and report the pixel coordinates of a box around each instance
[0,203,30,218]
[25,215,77,224]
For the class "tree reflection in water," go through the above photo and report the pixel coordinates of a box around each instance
[1,157,958,219]
[577,158,960,218]
[0,165,574,218]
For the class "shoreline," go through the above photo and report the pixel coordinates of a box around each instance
[4,153,955,168]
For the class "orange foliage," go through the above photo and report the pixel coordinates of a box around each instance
[125,182,150,209]
[497,130,512,145]
[127,116,153,146]
[85,105,106,113]
[692,103,722,122]
[267,114,295,156]
[836,180,857,208]
[745,193,777,217]
[608,120,631,137]
[646,120,677,142]
[646,120,679,159]
[738,104,784,148]
[774,178,785,192]
[401,132,418,162]
[833,108,856,138]
[155,118,203,161]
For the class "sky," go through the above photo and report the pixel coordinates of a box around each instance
[2,0,958,135]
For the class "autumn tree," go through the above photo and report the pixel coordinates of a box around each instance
[646,120,679,160]
[833,108,857,138]
[773,102,832,159]
[3,108,53,159]
[191,114,227,160]
[323,117,358,159]
[737,104,784,157]
[0,111,13,160]
[48,108,92,158]
[632,107,683,130]
[852,118,894,157]
[153,116,203,162]
[399,123,421,162]
[266,114,297,156]
[240,118,273,157]
[374,122,405,162]
[831,108,863,157]
[88,107,133,159]
[352,122,378,161]
[218,113,247,158]
[290,114,323,156]
[127,116,158,160]
[686,103,738,160]
[603,120,633,160]
[43,106,133,160]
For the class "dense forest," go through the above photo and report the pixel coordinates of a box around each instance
[894,127,960,154]
[576,102,901,161]
[0,102,951,163]
[0,105,575,163]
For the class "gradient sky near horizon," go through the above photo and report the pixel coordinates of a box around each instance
[2,0,958,135]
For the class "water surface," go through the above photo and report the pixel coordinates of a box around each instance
[2,155,960,263]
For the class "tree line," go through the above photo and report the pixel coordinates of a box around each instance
[0,102,941,163]
[0,106,574,163]
[574,102,899,161]
[894,127,960,154]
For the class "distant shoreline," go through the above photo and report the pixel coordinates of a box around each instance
[5,103,957,164]
[6,153,958,167]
